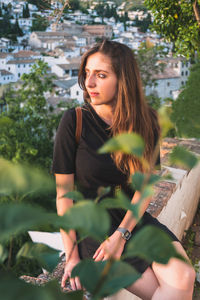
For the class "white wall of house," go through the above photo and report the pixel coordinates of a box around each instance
[5,61,35,81]
[70,82,83,103]
[0,72,14,85]
[51,64,65,77]
[146,76,180,100]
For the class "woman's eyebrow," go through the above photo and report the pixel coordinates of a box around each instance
[85,68,109,73]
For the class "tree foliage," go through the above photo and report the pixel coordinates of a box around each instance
[0,60,59,169]
[23,3,30,18]
[144,0,200,57]
[171,62,200,138]
[31,15,49,32]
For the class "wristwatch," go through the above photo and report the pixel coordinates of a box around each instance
[117,227,132,241]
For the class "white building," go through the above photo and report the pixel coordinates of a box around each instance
[146,57,191,100]
[0,50,41,83]
[52,62,79,78]
[53,78,83,103]
[0,69,14,85]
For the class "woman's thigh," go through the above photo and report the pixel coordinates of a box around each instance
[125,266,159,300]
[151,241,195,294]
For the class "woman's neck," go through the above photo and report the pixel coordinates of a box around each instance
[90,103,115,126]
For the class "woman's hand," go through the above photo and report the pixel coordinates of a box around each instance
[93,231,126,261]
[61,257,82,290]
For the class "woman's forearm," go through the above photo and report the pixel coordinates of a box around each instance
[118,191,152,232]
[57,196,80,262]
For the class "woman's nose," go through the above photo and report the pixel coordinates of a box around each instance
[85,74,96,88]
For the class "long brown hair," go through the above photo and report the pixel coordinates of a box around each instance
[78,39,160,176]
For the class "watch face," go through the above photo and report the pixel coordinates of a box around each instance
[123,231,131,240]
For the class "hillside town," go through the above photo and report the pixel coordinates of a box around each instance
[0,0,191,109]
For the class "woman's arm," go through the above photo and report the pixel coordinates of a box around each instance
[55,173,81,290]
[93,191,151,261]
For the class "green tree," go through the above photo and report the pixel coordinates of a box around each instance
[31,15,49,32]
[23,3,30,18]
[68,0,80,11]
[95,2,106,23]
[144,0,200,57]
[171,62,200,138]
[136,42,166,88]
[28,0,51,10]
[0,61,59,169]
[13,19,24,37]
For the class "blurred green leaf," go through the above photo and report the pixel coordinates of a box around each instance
[99,190,131,210]
[158,106,174,138]
[131,172,145,191]
[98,133,145,157]
[0,271,83,300]
[0,243,8,263]
[0,158,55,198]
[140,185,154,201]
[148,174,160,185]
[72,259,140,298]
[0,203,55,243]
[56,201,110,241]
[17,242,59,272]
[169,146,198,170]
[124,225,184,264]
[65,191,84,202]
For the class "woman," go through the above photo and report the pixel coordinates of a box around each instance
[52,40,195,299]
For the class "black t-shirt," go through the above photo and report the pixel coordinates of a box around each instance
[52,102,160,227]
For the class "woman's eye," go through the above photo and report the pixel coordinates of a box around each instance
[98,73,106,79]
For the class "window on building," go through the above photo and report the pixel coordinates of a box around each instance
[18,73,20,78]
[76,91,79,96]
[186,62,188,67]
[185,71,188,76]
[8,67,10,70]
[7,77,9,80]
[182,62,184,68]
[167,82,170,87]
[18,65,20,68]
[170,90,172,95]
[181,81,184,85]
[24,64,25,68]
[175,63,178,68]
[72,69,78,76]
[3,77,5,80]
[181,71,184,76]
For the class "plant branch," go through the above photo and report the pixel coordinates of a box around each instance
[193,0,200,28]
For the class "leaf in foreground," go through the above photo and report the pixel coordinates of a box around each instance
[17,242,60,272]
[0,157,55,197]
[169,146,198,170]
[0,203,55,243]
[56,201,110,241]
[124,225,185,264]
[72,259,140,298]
[98,133,145,157]
[0,271,83,300]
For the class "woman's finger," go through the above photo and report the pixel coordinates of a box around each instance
[94,249,105,261]
[75,276,82,290]
[61,271,70,288]
[70,277,77,290]
[93,246,102,259]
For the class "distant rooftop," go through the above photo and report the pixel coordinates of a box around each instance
[7,59,36,65]
[0,69,13,76]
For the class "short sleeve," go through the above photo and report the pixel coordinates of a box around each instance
[52,108,76,174]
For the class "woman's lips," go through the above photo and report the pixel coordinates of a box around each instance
[90,92,99,97]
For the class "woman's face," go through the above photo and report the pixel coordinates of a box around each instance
[85,52,118,106]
